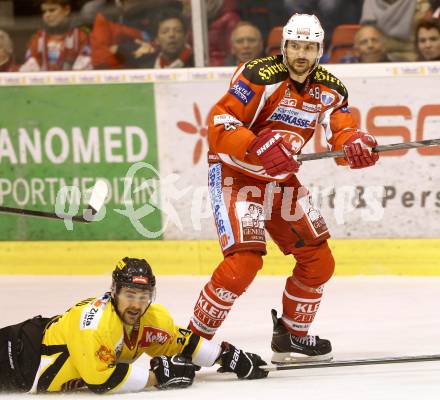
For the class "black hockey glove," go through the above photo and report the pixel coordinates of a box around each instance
[217,342,268,380]
[150,355,196,389]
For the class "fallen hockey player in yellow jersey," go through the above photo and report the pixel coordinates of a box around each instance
[0,257,268,393]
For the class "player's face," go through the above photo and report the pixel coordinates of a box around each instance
[41,3,70,27]
[116,287,152,325]
[285,40,319,76]
[231,25,263,63]
[418,28,440,61]
[157,18,186,59]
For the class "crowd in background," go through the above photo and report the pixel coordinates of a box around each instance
[0,0,440,72]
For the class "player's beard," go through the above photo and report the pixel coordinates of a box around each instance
[288,58,312,76]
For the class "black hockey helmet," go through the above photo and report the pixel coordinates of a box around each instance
[112,257,156,292]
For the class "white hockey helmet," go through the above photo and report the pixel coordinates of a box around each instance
[281,13,325,67]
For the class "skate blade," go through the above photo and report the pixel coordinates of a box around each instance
[271,351,333,364]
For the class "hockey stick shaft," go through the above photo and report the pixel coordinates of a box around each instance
[297,138,440,162]
[0,205,91,223]
[0,180,108,224]
[262,354,440,372]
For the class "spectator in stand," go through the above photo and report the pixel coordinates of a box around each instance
[90,0,182,69]
[416,18,440,60]
[284,0,364,52]
[348,23,391,63]
[79,0,112,28]
[361,0,432,61]
[142,9,193,68]
[225,21,264,65]
[19,0,91,72]
[0,30,18,72]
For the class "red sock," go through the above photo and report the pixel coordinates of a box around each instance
[282,276,323,336]
[189,281,237,339]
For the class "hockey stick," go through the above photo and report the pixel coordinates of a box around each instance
[262,353,440,372]
[297,137,440,162]
[0,179,108,223]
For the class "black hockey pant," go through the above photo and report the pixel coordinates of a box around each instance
[0,316,52,392]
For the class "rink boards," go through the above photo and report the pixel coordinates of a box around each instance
[0,63,440,275]
[0,239,439,275]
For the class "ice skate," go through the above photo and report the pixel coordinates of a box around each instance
[271,309,332,364]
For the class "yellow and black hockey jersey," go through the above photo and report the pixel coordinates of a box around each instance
[30,292,221,393]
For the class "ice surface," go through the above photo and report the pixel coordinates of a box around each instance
[1,275,439,399]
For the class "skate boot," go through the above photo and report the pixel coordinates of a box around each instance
[271,309,332,363]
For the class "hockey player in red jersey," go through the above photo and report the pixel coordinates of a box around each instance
[189,14,379,363]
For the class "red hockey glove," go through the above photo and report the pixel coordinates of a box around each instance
[343,131,379,169]
[248,128,300,176]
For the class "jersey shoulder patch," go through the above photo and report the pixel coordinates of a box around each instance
[242,55,289,85]
[79,293,111,331]
[313,66,348,98]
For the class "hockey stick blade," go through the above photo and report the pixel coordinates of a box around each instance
[297,137,440,162]
[261,353,440,372]
[0,179,108,223]
[79,179,108,222]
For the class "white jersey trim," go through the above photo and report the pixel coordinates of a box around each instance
[248,81,284,129]
[112,353,150,393]
[192,340,222,367]
[29,355,53,393]
[283,290,322,303]
[230,64,246,86]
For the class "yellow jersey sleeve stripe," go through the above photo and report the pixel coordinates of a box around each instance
[87,363,129,393]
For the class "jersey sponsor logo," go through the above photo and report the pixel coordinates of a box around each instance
[320,91,335,106]
[208,163,235,250]
[302,102,318,112]
[93,299,106,307]
[269,106,317,128]
[213,114,243,131]
[243,56,288,84]
[245,55,279,70]
[96,345,116,365]
[196,296,230,320]
[257,61,288,82]
[80,294,110,330]
[297,195,328,237]
[139,326,171,347]
[295,302,320,313]
[314,68,343,85]
[276,130,305,153]
[214,287,238,303]
[132,276,148,284]
[280,98,297,108]
[236,201,265,243]
[297,27,310,35]
[229,80,255,105]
